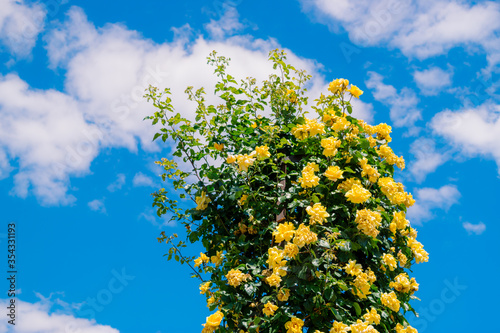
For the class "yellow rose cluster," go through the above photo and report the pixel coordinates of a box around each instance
[355,209,382,238]
[381,291,401,312]
[389,272,419,294]
[226,145,271,172]
[344,260,376,299]
[345,183,372,204]
[285,317,304,333]
[306,203,330,225]
[202,311,224,333]
[298,162,320,188]
[291,118,325,140]
[225,268,249,287]
[321,136,341,157]
[378,177,415,207]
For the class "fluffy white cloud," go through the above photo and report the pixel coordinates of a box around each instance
[0,6,374,206]
[204,4,245,40]
[88,199,106,213]
[107,174,126,192]
[462,221,486,235]
[407,184,461,224]
[0,298,119,333]
[430,103,500,173]
[413,66,452,96]
[301,0,500,69]
[132,172,155,187]
[0,0,46,57]
[365,71,421,127]
[408,138,449,182]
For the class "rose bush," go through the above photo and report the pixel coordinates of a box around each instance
[146,50,428,333]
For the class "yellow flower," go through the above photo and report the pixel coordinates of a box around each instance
[255,145,271,159]
[381,291,400,312]
[235,154,256,172]
[389,273,414,293]
[382,253,397,271]
[265,274,282,287]
[194,253,210,267]
[345,184,372,204]
[226,155,236,164]
[367,136,377,147]
[393,211,409,231]
[397,250,408,267]
[293,224,318,248]
[200,281,211,294]
[273,222,295,243]
[395,324,418,333]
[377,144,398,165]
[226,269,248,287]
[251,122,257,128]
[359,158,380,183]
[306,203,330,225]
[330,321,350,333]
[214,143,224,151]
[349,319,377,333]
[262,302,278,317]
[363,307,381,325]
[285,317,304,333]
[277,288,290,301]
[291,118,325,140]
[374,123,392,141]
[351,272,372,299]
[407,238,429,263]
[338,177,361,191]
[348,85,363,98]
[324,165,344,182]
[211,250,224,266]
[321,137,341,157]
[284,242,299,258]
[344,259,363,276]
[298,162,320,188]
[267,247,287,270]
[331,116,351,132]
[355,209,382,238]
[205,310,224,328]
[396,156,405,169]
[206,296,216,307]
[328,78,349,94]
[195,191,211,210]
[238,194,248,206]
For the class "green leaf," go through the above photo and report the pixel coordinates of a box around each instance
[353,302,361,316]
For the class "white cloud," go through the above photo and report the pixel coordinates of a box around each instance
[0,298,119,333]
[204,4,245,40]
[462,221,486,235]
[132,172,155,187]
[413,66,452,96]
[0,0,47,57]
[107,174,126,192]
[365,71,421,127]
[0,5,373,205]
[88,199,106,214]
[430,103,500,173]
[407,184,461,225]
[301,0,500,70]
[350,97,375,123]
[408,138,449,182]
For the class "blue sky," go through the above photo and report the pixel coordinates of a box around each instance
[0,0,499,332]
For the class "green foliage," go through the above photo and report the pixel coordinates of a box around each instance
[146,50,427,333]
